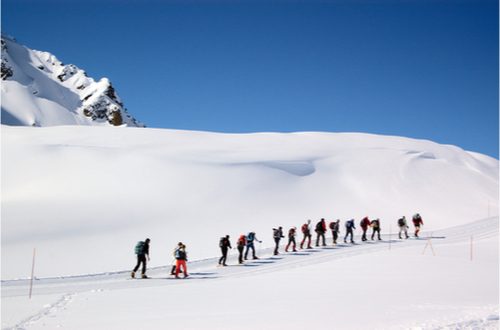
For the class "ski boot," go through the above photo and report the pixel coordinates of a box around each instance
[131,271,135,278]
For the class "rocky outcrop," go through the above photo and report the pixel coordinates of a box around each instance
[1,35,144,127]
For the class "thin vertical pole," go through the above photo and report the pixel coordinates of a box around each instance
[422,234,435,256]
[389,224,392,251]
[428,236,436,256]
[470,235,473,261]
[422,240,429,255]
[29,248,36,299]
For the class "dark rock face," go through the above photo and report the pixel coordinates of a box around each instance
[57,64,79,82]
[1,39,13,80]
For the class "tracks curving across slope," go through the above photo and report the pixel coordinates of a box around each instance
[2,217,497,298]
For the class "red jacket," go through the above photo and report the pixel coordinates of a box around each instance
[413,215,424,226]
[360,217,371,230]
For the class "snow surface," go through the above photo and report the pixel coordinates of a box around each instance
[2,218,498,329]
[1,125,498,329]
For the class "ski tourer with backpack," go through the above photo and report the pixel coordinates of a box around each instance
[131,238,150,279]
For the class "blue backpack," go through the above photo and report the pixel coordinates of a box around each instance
[247,232,255,242]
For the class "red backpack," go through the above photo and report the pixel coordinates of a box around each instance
[301,223,309,233]
[237,235,246,246]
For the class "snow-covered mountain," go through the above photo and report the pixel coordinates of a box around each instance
[1,35,143,127]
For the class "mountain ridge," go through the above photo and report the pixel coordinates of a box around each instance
[1,35,144,127]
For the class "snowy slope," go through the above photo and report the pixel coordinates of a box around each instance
[2,217,498,329]
[1,126,498,281]
[1,36,143,127]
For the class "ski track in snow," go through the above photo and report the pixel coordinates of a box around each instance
[4,293,75,330]
[2,217,498,330]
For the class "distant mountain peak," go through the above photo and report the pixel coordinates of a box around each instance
[1,36,144,127]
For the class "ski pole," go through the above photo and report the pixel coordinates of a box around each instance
[29,248,36,299]
[470,235,473,261]
[389,224,392,251]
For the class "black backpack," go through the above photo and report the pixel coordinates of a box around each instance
[176,248,186,260]
[398,218,405,226]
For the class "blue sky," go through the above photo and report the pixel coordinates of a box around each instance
[3,0,498,158]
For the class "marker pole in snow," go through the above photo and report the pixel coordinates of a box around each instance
[421,240,428,255]
[470,235,473,261]
[29,248,36,299]
[429,237,436,256]
[389,225,392,251]
[422,233,435,256]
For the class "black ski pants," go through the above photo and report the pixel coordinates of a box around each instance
[237,245,244,263]
[286,237,296,251]
[244,243,257,259]
[332,231,338,244]
[133,254,147,274]
[316,232,326,246]
[361,228,368,241]
[219,247,229,265]
[274,238,281,255]
[371,228,381,240]
[300,233,311,249]
[344,229,354,243]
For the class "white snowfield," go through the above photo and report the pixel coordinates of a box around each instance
[2,218,498,329]
[1,125,498,329]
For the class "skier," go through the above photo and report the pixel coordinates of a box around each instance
[285,227,297,252]
[344,219,356,244]
[273,227,285,255]
[412,213,424,238]
[236,234,246,264]
[360,216,371,241]
[169,244,186,275]
[315,218,327,247]
[329,219,340,245]
[218,235,232,266]
[300,219,312,249]
[131,238,150,279]
[244,232,262,260]
[371,218,382,240]
[174,242,189,278]
[397,216,409,239]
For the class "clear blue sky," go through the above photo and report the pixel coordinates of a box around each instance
[3,0,499,158]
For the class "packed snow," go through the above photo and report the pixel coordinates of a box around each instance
[1,125,498,329]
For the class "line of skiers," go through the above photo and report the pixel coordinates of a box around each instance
[219,213,424,262]
[131,214,424,278]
